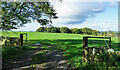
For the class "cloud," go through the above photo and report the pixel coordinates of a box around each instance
[50,1,118,31]
[52,2,107,24]
[92,8,104,12]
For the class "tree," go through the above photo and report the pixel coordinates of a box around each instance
[75,29,83,34]
[92,30,100,35]
[70,28,78,34]
[36,27,45,32]
[82,27,92,35]
[51,27,61,33]
[70,28,83,34]
[0,2,58,30]
[101,32,107,36]
[107,31,113,37]
[55,27,61,33]
[70,29,75,34]
[60,27,71,33]
[45,27,52,33]
[107,31,117,37]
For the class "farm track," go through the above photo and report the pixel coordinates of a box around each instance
[2,45,71,70]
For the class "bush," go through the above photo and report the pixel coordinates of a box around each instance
[68,48,120,69]
[2,37,20,47]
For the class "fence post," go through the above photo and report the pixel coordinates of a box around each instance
[26,34,27,44]
[83,37,88,61]
[20,34,23,46]
[109,37,111,48]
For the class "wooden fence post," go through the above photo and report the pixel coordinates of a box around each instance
[20,34,23,46]
[83,37,88,61]
[26,34,27,44]
[109,37,111,48]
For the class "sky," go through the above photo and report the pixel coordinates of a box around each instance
[13,0,118,31]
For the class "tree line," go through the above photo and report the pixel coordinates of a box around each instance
[36,27,118,37]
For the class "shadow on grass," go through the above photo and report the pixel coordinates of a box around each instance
[27,39,120,61]
[2,45,45,69]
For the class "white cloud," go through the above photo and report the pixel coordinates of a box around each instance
[50,1,118,31]
[52,2,107,25]
[54,2,105,18]
[92,8,104,12]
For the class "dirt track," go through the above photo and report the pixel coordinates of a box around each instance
[2,45,70,70]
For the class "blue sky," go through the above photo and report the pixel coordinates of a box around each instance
[13,1,118,31]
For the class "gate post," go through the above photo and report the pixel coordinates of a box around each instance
[20,34,23,46]
[83,37,88,61]
[26,34,27,44]
[109,37,111,48]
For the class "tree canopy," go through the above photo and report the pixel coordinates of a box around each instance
[60,27,71,33]
[0,2,58,30]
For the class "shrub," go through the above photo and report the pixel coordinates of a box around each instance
[2,37,20,47]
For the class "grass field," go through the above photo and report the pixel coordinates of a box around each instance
[1,31,120,69]
[1,31,119,49]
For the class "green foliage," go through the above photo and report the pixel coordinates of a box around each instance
[1,36,20,46]
[45,27,52,32]
[70,28,83,34]
[92,30,100,35]
[36,27,45,32]
[36,27,61,33]
[35,27,119,37]
[51,27,61,33]
[0,2,57,30]
[101,31,118,37]
[75,29,83,34]
[82,27,92,35]
[60,27,71,33]
[101,32,107,36]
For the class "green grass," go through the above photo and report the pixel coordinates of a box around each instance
[1,31,120,69]
[2,45,38,60]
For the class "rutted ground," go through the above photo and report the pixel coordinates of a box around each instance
[2,44,71,70]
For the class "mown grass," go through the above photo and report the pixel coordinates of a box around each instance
[1,31,120,69]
